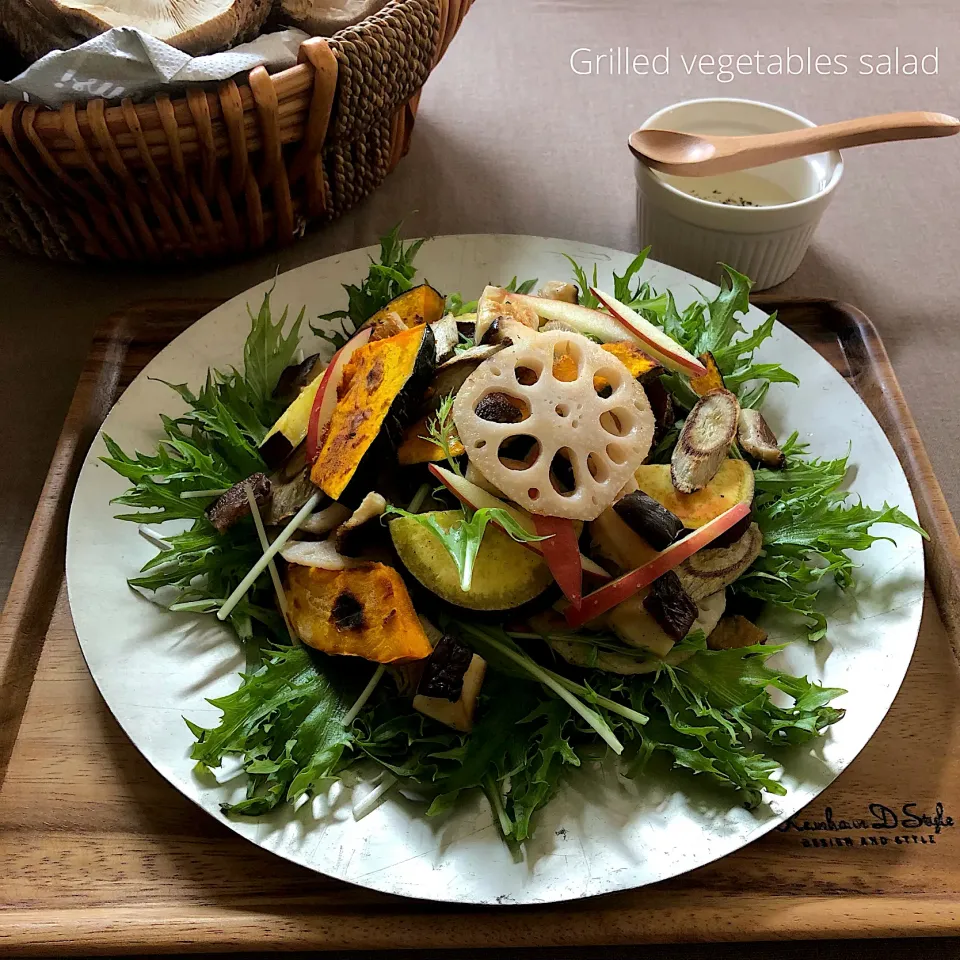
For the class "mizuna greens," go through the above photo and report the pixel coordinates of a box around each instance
[102,231,923,839]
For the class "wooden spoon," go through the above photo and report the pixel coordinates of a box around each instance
[628,111,960,177]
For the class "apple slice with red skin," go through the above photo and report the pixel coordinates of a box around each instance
[564,501,751,628]
[305,326,373,463]
[531,513,583,606]
[590,288,708,378]
[429,465,610,581]
[504,291,630,343]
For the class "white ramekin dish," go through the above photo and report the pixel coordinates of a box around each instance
[634,98,844,290]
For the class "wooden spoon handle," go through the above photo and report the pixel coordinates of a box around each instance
[726,111,960,166]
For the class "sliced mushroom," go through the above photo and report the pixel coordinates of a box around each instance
[205,473,271,534]
[537,281,579,304]
[676,522,763,601]
[738,408,786,469]
[546,637,693,675]
[671,389,740,493]
[614,491,685,551]
[474,286,540,344]
[430,313,460,364]
[428,344,506,408]
[708,615,768,650]
[2,0,272,60]
[413,636,487,732]
[299,501,352,535]
[280,539,366,571]
[332,491,387,556]
[265,464,319,527]
[481,315,539,346]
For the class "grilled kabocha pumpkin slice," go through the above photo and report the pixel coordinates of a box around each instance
[286,562,432,663]
[397,414,465,465]
[311,324,436,499]
[634,460,755,529]
[688,351,726,398]
[364,284,445,331]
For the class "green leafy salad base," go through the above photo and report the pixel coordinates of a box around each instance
[102,227,924,843]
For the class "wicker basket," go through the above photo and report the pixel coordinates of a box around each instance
[0,0,472,262]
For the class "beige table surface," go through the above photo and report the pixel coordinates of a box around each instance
[1,2,959,953]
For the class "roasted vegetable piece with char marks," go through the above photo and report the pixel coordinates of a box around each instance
[285,562,432,663]
[688,350,726,397]
[671,389,741,494]
[634,460,755,528]
[311,324,436,500]
[413,636,487,733]
[205,472,271,533]
[364,284,445,331]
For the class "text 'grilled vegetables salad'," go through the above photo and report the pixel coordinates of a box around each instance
[104,227,925,840]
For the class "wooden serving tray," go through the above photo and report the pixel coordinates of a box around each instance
[1,297,959,956]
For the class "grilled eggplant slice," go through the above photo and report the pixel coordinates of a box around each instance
[413,636,487,732]
[311,324,436,500]
[285,563,432,663]
[427,344,505,409]
[738,408,786,468]
[671,389,740,493]
[614,491,685,551]
[431,313,460,364]
[676,522,763,601]
[206,473,270,533]
[548,590,726,675]
[261,371,327,469]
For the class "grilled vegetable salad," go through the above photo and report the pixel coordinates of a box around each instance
[103,227,925,840]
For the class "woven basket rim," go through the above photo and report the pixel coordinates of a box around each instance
[15,0,427,118]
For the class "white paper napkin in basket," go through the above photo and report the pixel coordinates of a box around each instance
[0,26,311,108]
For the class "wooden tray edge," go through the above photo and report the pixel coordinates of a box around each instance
[1,295,959,954]
[0,310,132,786]
[3,896,960,955]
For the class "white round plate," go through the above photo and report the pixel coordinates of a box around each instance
[67,235,924,905]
